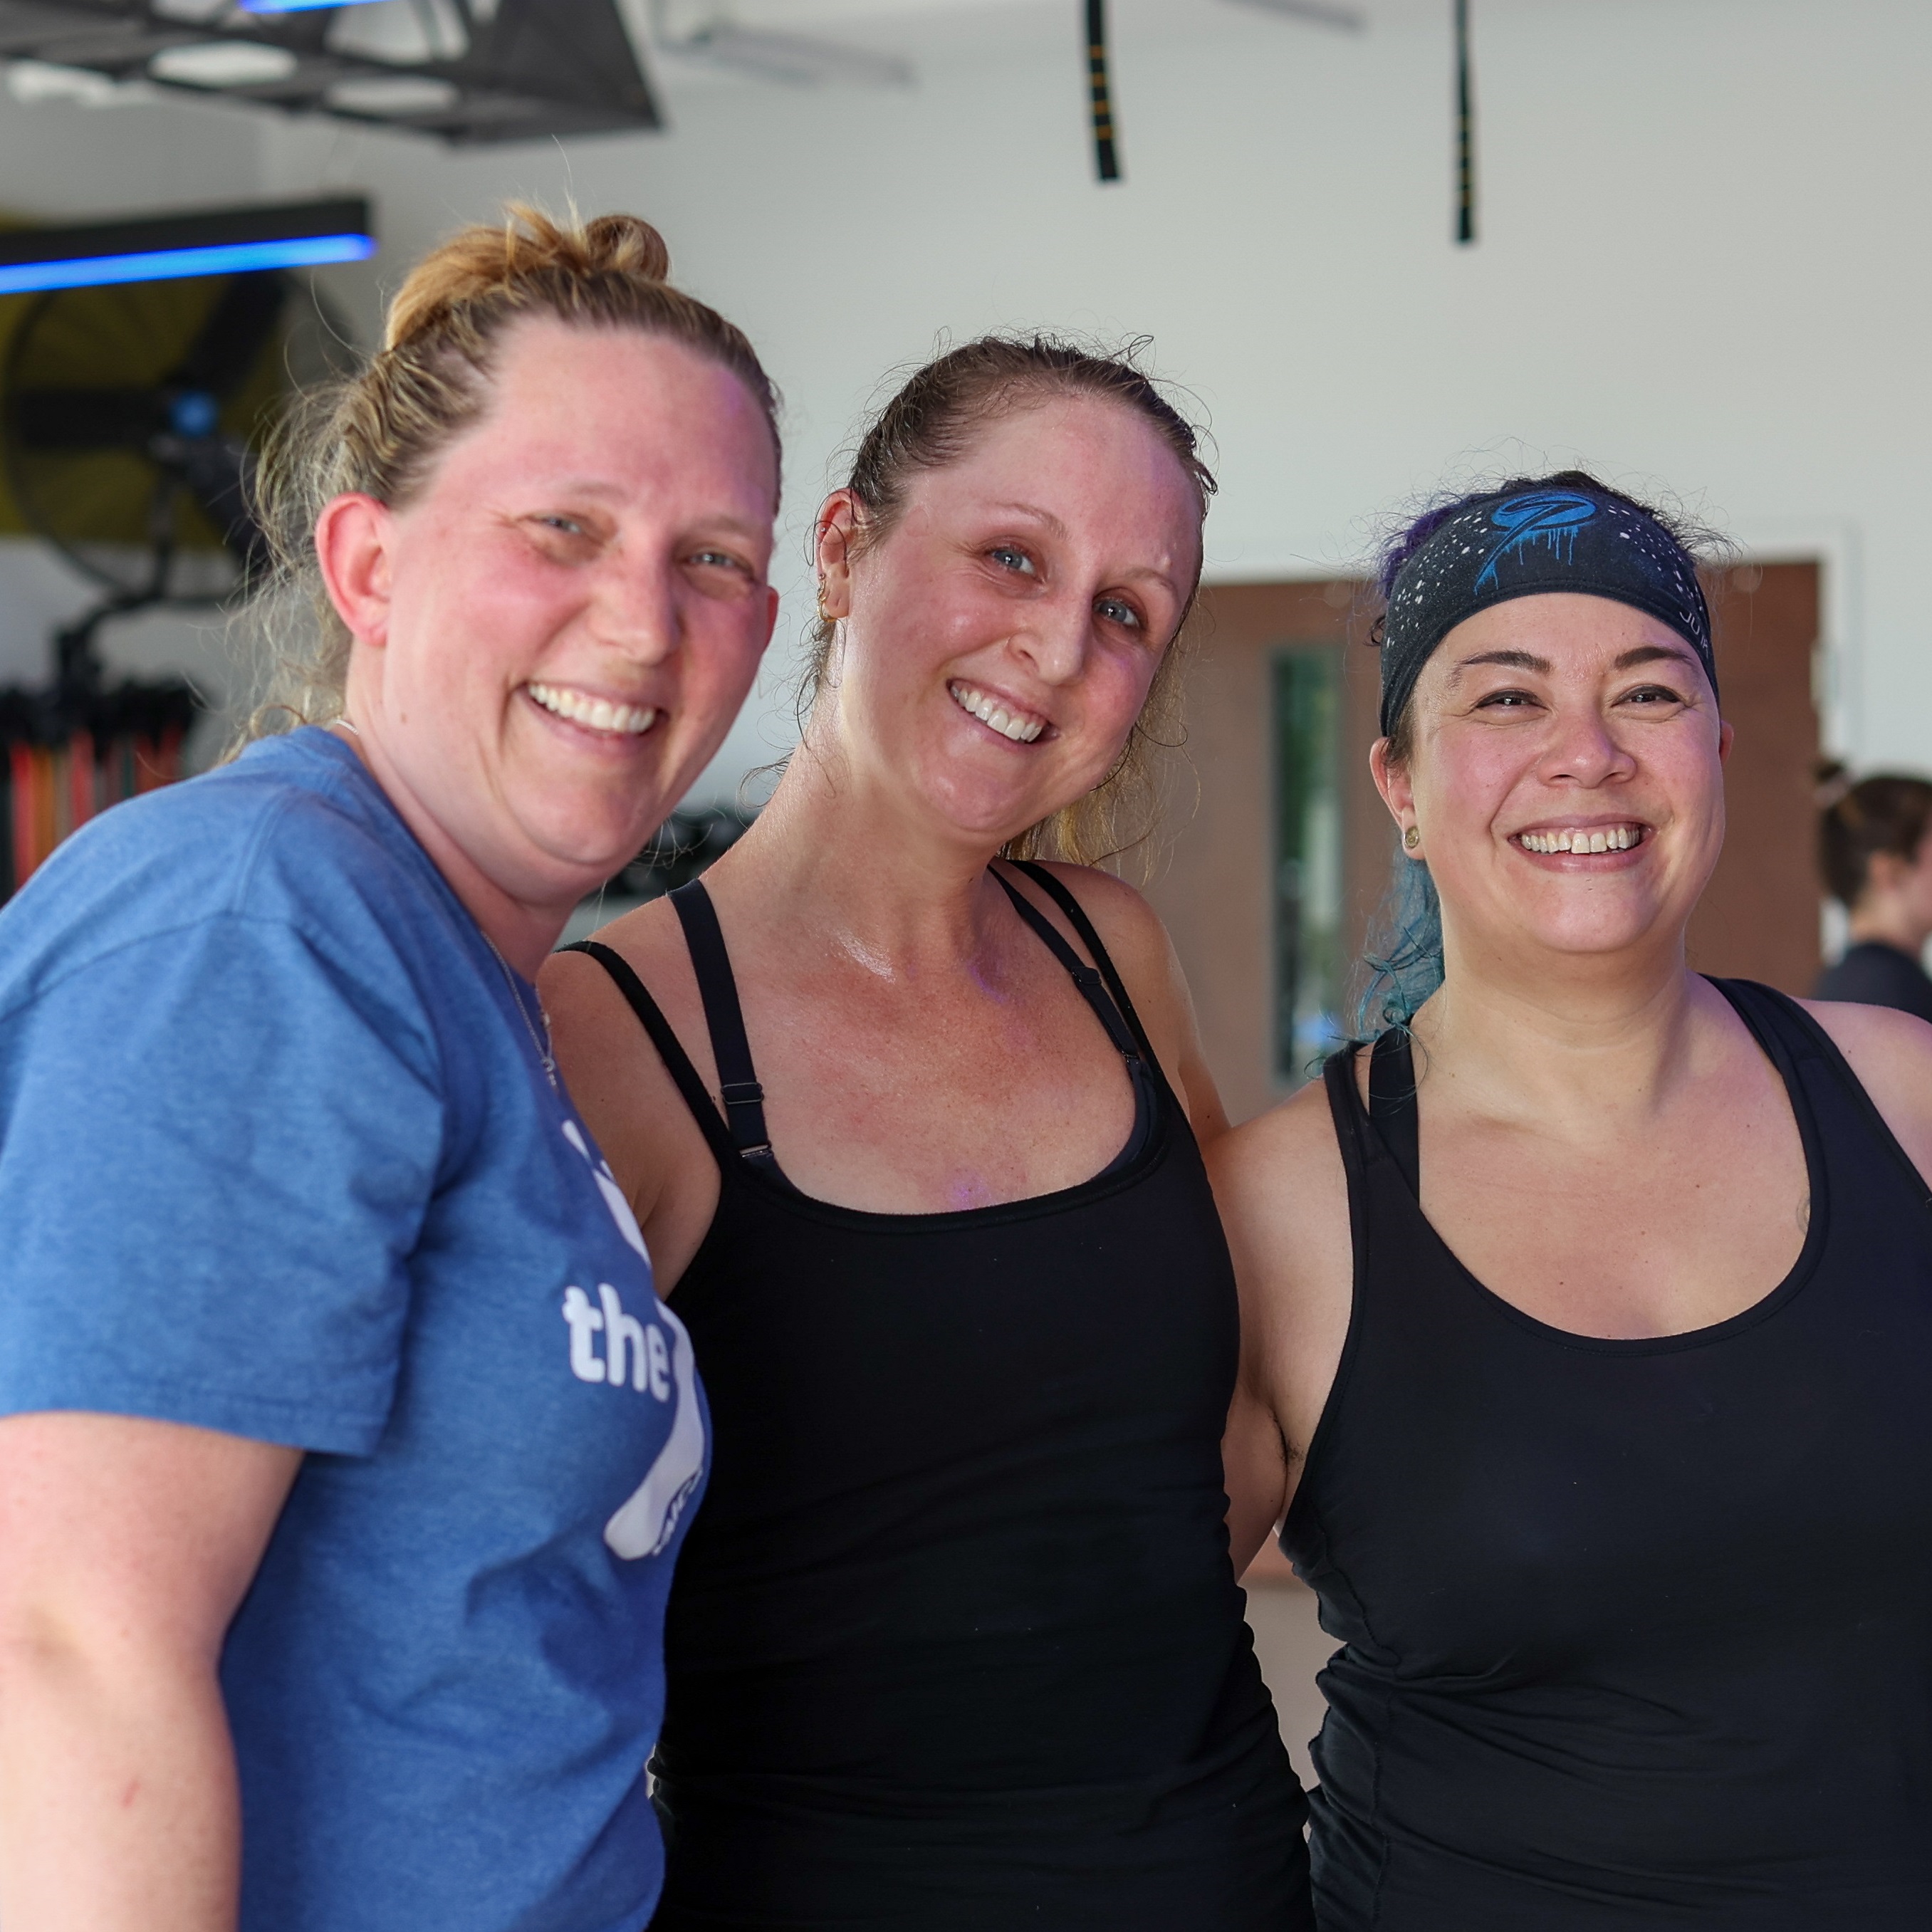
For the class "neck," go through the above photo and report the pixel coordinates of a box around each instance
[1847,904,1929,958]
[1412,923,1705,1128]
[715,727,1013,973]
[325,721,574,979]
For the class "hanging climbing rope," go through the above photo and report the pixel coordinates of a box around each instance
[1455,0,1476,243]
[1087,0,1120,182]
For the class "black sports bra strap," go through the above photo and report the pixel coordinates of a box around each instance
[562,939,737,1164]
[1367,1028,1421,1196]
[669,881,776,1165]
[1008,859,1160,1065]
[993,870,1141,1062]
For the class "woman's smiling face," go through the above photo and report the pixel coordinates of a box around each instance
[329,315,779,924]
[1377,592,1732,970]
[814,394,1201,850]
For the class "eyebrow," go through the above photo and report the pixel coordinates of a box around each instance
[989,499,1070,538]
[986,498,1191,594]
[525,480,771,541]
[1614,644,1701,672]
[1451,648,1549,677]
[1451,642,1702,679]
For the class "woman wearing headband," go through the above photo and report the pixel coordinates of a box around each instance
[0,209,780,1932]
[1214,471,1932,1928]
[543,337,1310,1928]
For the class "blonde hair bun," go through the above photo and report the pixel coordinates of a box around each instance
[385,204,672,353]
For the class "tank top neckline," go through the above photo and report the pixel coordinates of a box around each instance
[569,859,1176,1238]
[1342,976,1832,1360]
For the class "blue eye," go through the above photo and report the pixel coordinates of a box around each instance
[990,545,1035,575]
[1096,596,1142,630]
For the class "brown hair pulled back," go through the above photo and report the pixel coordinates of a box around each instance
[239,204,780,741]
[1817,762,1932,907]
[806,334,1215,870]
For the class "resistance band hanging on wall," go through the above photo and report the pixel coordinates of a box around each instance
[1086,0,1120,182]
[1454,0,1476,244]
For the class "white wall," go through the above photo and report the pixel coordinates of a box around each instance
[4,0,1928,793]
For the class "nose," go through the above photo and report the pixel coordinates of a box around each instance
[1539,698,1636,789]
[590,551,679,667]
[1008,589,1091,688]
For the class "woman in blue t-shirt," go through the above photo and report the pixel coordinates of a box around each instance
[0,207,780,1932]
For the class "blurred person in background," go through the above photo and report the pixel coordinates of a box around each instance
[1216,472,1932,1930]
[544,337,1311,1930]
[1814,763,1932,1021]
[0,208,780,1932]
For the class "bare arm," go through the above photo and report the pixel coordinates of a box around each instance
[1207,1082,1356,1571]
[0,1413,300,1932]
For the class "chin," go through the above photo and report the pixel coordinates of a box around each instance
[521,801,654,882]
[1520,911,1676,959]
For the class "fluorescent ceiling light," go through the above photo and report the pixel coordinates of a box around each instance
[0,197,375,296]
[325,74,460,113]
[148,41,300,84]
[1222,0,1367,26]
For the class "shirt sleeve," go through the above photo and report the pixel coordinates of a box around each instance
[0,912,447,1454]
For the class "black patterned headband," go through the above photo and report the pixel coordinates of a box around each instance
[1379,485,1715,738]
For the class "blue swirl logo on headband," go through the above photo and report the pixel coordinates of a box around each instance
[1474,490,1599,590]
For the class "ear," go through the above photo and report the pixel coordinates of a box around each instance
[1717,719,1735,766]
[314,494,395,649]
[1369,736,1418,842]
[815,490,862,622]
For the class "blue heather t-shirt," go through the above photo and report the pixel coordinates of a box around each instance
[0,727,707,1932]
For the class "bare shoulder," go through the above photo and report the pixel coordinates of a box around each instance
[1025,861,1174,973]
[1207,1075,1350,1260]
[1021,860,1225,1136]
[1798,996,1932,1184]
[538,898,721,1293]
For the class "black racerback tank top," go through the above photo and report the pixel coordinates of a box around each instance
[570,862,1310,1931]
[1288,978,1932,1929]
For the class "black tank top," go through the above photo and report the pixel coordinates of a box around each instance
[571,862,1309,1931]
[1288,978,1932,1930]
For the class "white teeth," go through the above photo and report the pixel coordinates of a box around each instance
[527,682,659,736]
[948,680,1045,744]
[1520,825,1641,855]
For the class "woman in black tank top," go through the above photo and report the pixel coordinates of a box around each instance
[543,339,1308,1928]
[1211,471,1932,1928]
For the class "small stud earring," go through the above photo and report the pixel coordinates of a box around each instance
[1403,825,1421,852]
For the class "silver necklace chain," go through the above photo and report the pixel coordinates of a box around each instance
[484,934,558,1090]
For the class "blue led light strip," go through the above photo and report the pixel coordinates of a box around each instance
[0,233,376,296]
[241,1,388,11]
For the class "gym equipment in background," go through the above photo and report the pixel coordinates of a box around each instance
[0,238,360,903]
[0,0,659,145]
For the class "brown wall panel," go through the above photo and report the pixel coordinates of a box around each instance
[1142,580,1374,1124]
[1686,563,1822,995]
